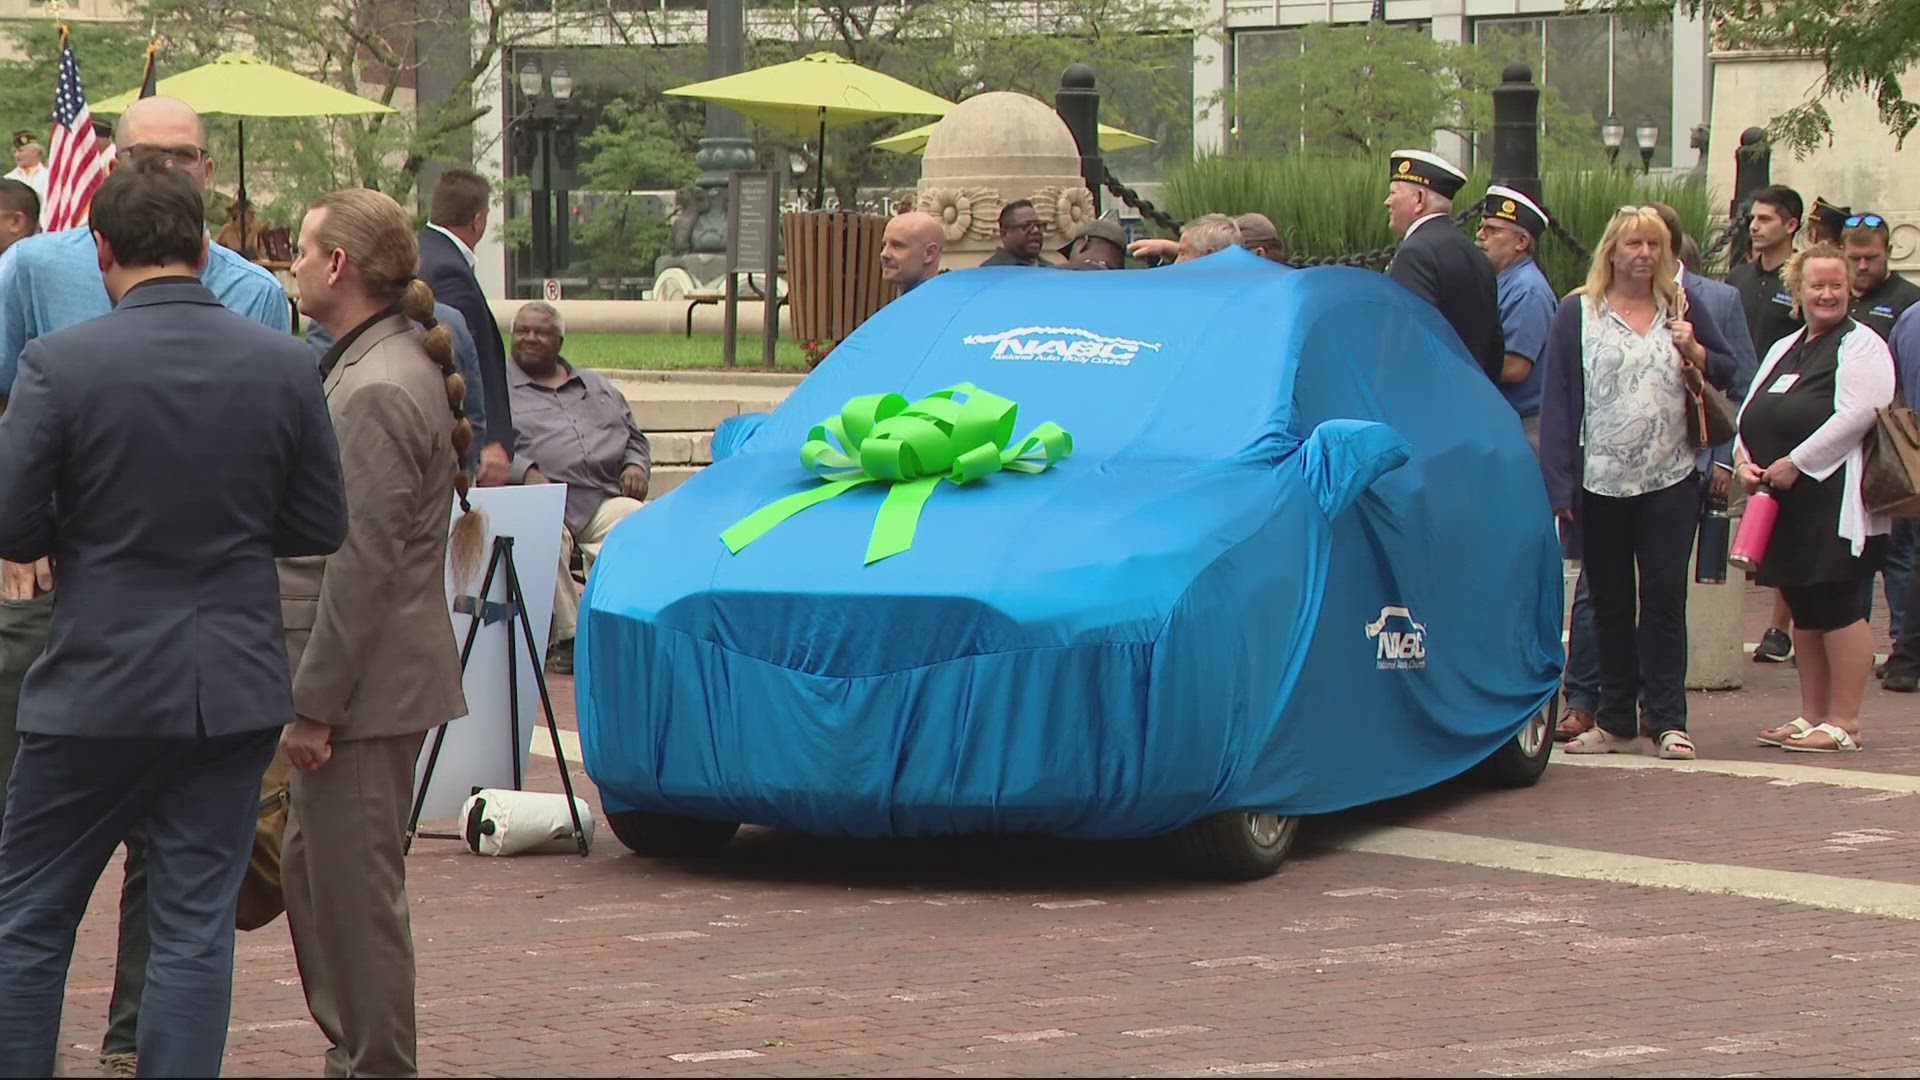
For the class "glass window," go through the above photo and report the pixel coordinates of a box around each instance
[1475,13,1673,167]
[1230,28,1303,154]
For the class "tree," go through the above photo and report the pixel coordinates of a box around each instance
[562,99,699,292]
[603,0,1211,209]
[1577,0,1920,151]
[0,22,154,137]
[91,0,623,218]
[1217,23,1598,159]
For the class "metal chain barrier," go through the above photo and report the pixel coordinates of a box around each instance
[1101,167,1180,235]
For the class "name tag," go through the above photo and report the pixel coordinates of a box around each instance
[1770,292,1793,308]
[1769,372,1800,393]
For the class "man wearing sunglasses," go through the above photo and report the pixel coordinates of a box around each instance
[979,199,1050,267]
[0,94,291,1080]
[1842,214,1920,341]
[1837,212,1920,680]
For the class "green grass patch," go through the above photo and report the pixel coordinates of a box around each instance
[565,332,809,371]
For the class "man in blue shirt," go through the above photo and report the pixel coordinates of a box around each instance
[1474,184,1558,448]
[0,95,290,1080]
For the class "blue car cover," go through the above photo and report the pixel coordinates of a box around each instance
[578,246,1564,839]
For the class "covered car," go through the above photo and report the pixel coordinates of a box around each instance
[577,247,1564,878]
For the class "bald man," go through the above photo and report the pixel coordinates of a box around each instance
[881,211,945,294]
[0,93,290,1079]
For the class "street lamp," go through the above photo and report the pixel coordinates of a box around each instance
[1601,112,1625,167]
[513,56,584,293]
[1636,113,1660,175]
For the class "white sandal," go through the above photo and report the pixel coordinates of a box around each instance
[1783,722,1862,753]
[1757,717,1812,748]
[1656,730,1697,760]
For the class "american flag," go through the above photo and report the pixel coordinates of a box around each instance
[44,31,108,233]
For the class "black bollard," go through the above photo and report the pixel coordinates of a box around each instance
[1490,62,1542,204]
[1056,63,1103,215]
[1727,126,1770,266]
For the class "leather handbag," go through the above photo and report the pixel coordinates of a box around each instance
[1681,363,1739,449]
[235,753,292,932]
[1863,405,1920,517]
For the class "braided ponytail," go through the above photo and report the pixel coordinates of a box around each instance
[311,187,488,593]
[403,276,487,593]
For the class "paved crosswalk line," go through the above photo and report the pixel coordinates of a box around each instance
[1322,825,1920,921]
[1552,752,1920,793]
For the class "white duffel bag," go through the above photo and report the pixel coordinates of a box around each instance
[459,789,597,856]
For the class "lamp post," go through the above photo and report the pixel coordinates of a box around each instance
[1601,112,1625,168]
[513,58,583,292]
[1635,113,1660,175]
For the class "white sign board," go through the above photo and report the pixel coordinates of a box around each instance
[413,482,567,821]
[543,278,562,302]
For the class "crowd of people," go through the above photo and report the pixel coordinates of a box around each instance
[884,151,1918,761]
[0,89,1909,1073]
[0,94,659,1077]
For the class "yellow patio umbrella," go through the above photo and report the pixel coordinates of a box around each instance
[666,52,953,208]
[94,53,396,254]
[873,120,1155,156]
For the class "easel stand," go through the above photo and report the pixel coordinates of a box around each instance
[405,534,590,856]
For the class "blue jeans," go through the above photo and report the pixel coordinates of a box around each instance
[1864,519,1918,641]
[0,729,277,1077]
[1564,569,1600,715]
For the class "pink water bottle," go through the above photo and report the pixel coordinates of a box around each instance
[1729,485,1779,573]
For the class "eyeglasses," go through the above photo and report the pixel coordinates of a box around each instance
[1845,214,1886,229]
[1007,220,1043,233]
[123,144,208,165]
[1616,205,1644,215]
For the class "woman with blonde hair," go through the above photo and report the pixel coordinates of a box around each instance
[1740,245,1895,752]
[277,186,486,1077]
[1539,206,1742,760]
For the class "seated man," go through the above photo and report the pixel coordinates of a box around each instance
[507,301,651,675]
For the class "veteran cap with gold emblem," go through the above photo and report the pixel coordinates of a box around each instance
[1809,196,1851,239]
[1481,184,1549,237]
[10,130,36,150]
[1387,149,1468,199]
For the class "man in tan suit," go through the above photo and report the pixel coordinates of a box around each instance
[279,188,482,1078]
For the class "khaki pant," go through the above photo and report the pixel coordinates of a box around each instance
[282,731,428,1079]
[551,496,643,645]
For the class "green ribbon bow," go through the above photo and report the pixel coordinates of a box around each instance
[720,383,1073,564]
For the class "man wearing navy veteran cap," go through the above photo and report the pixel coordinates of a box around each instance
[1475,184,1558,446]
[3,132,46,227]
[1384,149,1504,380]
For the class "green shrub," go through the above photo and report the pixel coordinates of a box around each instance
[1160,154,1719,295]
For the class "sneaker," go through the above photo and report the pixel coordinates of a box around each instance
[547,637,574,676]
[100,1053,137,1078]
[1753,627,1792,663]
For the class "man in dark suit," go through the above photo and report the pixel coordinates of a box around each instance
[418,167,514,486]
[0,157,347,1077]
[1383,149,1505,381]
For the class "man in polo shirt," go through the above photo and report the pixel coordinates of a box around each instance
[0,94,290,1080]
[1725,185,1805,361]
[1382,149,1504,381]
[1474,184,1557,448]
[1839,213,1920,659]
[507,301,651,676]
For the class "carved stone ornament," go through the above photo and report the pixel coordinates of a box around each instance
[1053,186,1096,241]
[917,186,1003,244]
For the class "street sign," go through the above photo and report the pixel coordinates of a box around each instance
[724,170,783,369]
[543,278,562,302]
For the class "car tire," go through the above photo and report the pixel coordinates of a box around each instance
[1469,699,1556,788]
[1172,811,1300,881]
[606,810,740,857]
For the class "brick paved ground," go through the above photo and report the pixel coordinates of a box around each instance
[50,582,1920,1077]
